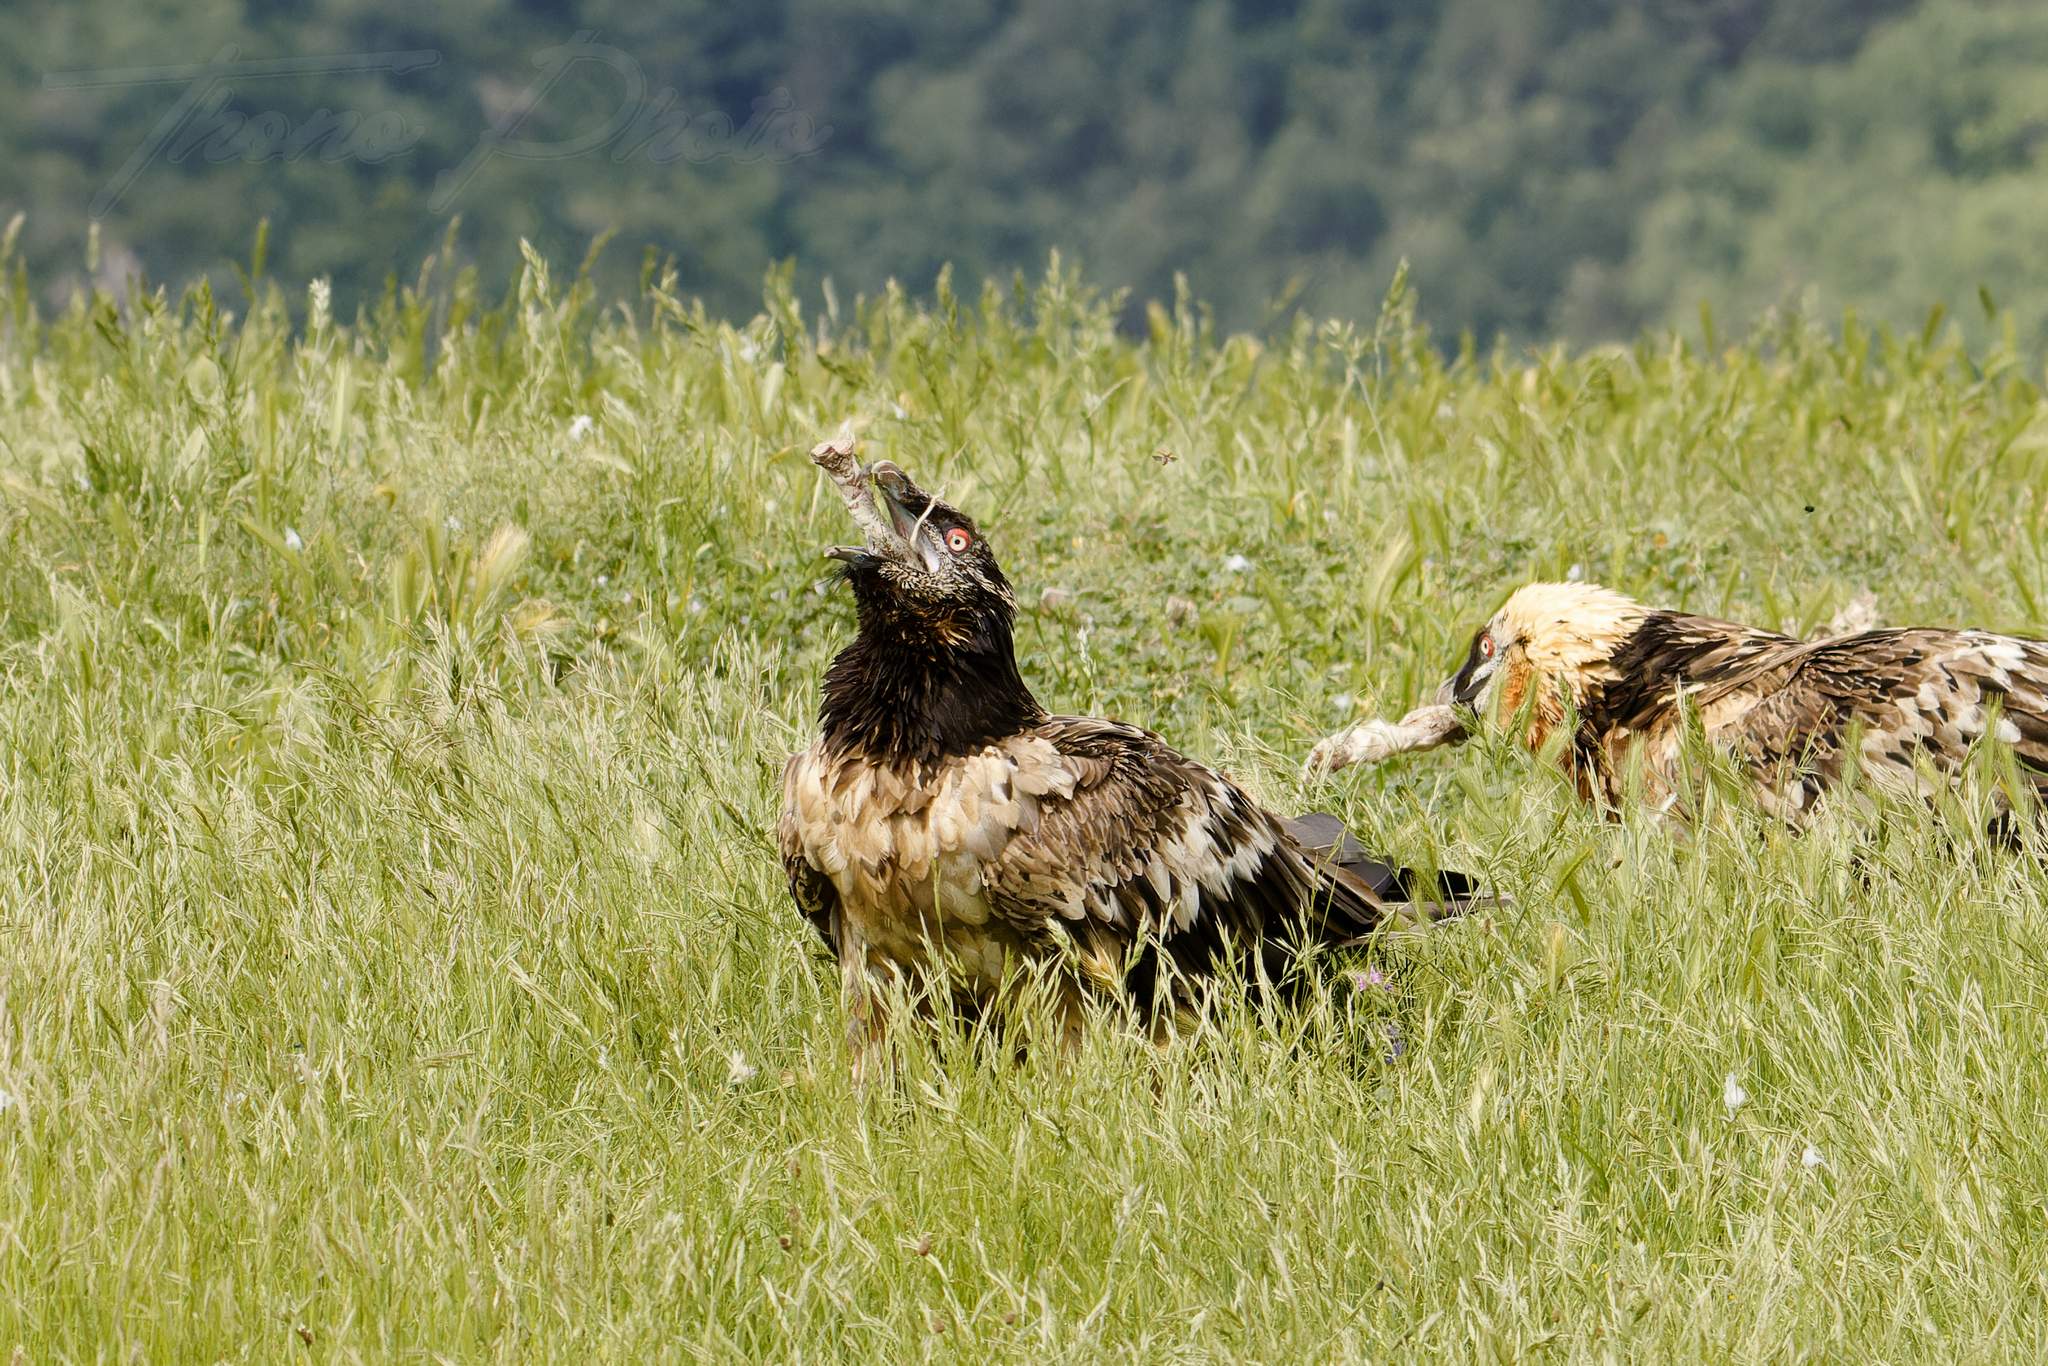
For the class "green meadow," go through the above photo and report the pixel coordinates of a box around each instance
[5,236,2048,1359]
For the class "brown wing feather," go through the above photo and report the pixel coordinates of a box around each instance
[1573,612,1812,803]
[980,716,1383,980]
[778,751,839,950]
[1688,629,2048,808]
[1595,614,1809,730]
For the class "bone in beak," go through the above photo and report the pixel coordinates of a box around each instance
[810,430,893,546]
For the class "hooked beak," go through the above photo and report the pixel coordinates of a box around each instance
[1435,645,1493,736]
[1441,669,1493,711]
[870,462,947,574]
[1441,670,1489,707]
[1438,626,1501,712]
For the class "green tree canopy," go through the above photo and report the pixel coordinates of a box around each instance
[17,0,2048,348]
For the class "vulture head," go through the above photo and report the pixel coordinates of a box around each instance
[814,455,1037,759]
[1439,581,1648,735]
[824,460,1016,648]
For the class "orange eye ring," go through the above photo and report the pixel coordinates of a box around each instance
[945,528,973,553]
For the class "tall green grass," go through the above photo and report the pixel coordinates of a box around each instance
[4,232,2048,1359]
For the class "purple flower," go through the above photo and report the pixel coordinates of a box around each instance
[1382,1023,1406,1061]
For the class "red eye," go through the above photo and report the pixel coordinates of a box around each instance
[1480,634,1495,659]
[945,528,973,553]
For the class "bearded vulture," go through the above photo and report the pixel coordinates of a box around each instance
[1306,581,2048,829]
[780,439,1483,1077]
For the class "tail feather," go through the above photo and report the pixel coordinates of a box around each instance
[1283,812,1496,928]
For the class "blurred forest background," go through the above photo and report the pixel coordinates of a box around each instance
[9,0,2048,347]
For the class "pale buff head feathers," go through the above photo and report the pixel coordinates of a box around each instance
[1441,582,1648,734]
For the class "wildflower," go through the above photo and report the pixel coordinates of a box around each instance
[0,1088,15,1113]
[1222,553,1253,573]
[1566,562,1585,581]
[1347,967,1394,994]
[1723,1072,1748,1113]
[1332,693,1353,715]
[1802,1144,1826,1170]
[283,527,304,552]
[726,1049,758,1086]
[567,414,593,442]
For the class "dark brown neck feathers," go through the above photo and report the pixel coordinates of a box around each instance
[819,609,1045,763]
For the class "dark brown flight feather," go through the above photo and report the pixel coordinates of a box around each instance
[781,440,1484,1076]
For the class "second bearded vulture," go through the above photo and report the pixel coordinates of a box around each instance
[1307,580,2048,829]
